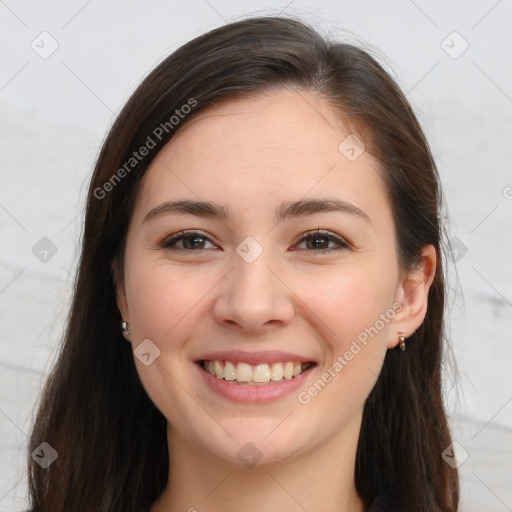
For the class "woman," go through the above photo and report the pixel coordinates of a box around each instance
[27,15,459,512]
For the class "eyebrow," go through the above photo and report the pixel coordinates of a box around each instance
[143,198,371,225]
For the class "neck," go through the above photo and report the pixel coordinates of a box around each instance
[151,419,365,512]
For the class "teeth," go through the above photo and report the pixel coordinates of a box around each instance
[283,362,294,380]
[270,362,284,381]
[214,360,223,379]
[203,360,312,384]
[224,361,236,381]
[253,364,271,383]
[236,362,253,382]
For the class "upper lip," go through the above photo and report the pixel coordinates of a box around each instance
[195,350,316,365]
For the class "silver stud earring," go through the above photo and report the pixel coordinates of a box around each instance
[121,321,131,340]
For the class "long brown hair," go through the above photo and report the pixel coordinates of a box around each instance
[27,15,459,511]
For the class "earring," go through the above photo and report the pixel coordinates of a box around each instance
[121,321,131,340]
[399,335,406,351]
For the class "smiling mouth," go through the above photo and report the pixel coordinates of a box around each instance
[198,360,316,386]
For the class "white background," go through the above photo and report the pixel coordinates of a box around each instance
[1,1,511,510]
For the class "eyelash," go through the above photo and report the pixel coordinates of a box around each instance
[160,229,349,254]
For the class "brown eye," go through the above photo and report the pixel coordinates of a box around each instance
[294,230,349,253]
[161,231,216,251]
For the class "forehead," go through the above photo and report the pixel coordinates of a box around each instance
[135,90,390,227]
[168,89,352,165]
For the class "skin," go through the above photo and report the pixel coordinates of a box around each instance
[115,89,436,512]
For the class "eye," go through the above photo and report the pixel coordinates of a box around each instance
[160,231,217,251]
[159,229,349,254]
[293,229,349,253]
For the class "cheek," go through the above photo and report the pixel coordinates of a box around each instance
[297,272,393,414]
[125,261,207,343]
[300,263,396,347]
[123,259,211,417]
[299,264,396,403]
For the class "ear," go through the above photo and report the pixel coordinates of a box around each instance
[387,244,437,349]
[112,256,130,322]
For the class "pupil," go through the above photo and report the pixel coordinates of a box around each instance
[308,237,326,249]
[184,236,204,249]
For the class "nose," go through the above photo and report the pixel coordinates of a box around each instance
[212,252,295,335]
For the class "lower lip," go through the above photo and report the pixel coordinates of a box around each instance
[196,362,316,403]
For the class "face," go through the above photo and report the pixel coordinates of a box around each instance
[116,89,416,467]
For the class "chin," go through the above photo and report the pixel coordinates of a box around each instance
[192,417,313,468]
